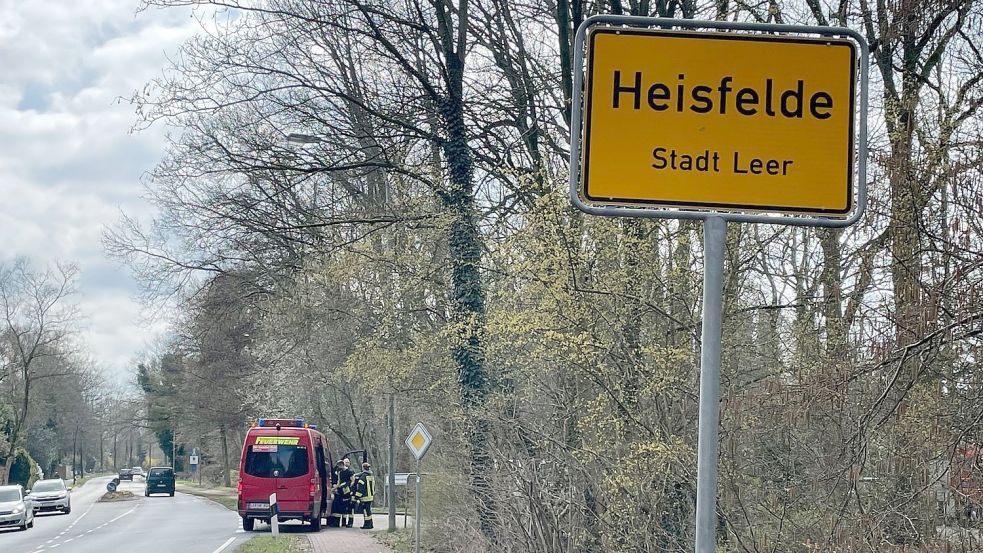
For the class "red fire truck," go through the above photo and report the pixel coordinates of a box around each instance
[237,418,331,531]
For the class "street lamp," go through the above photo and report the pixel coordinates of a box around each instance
[284,132,366,201]
[286,132,322,144]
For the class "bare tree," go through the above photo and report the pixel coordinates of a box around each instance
[0,260,80,484]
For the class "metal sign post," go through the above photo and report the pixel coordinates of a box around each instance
[415,463,422,553]
[695,216,726,552]
[405,423,433,553]
[567,16,869,553]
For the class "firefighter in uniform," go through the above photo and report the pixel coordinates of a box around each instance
[328,459,348,527]
[340,458,356,527]
[330,459,355,527]
[353,462,376,529]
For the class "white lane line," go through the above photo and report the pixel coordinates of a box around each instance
[34,500,139,552]
[211,537,236,553]
[66,504,91,529]
[108,507,137,524]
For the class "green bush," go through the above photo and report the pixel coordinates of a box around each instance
[9,448,41,489]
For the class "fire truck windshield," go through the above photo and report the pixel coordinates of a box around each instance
[244,445,309,478]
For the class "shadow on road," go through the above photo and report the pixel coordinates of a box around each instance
[249,520,318,534]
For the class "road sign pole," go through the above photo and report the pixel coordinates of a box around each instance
[415,460,421,553]
[695,216,726,553]
[405,422,432,552]
[388,394,396,531]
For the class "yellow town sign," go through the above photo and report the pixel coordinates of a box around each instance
[578,28,857,216]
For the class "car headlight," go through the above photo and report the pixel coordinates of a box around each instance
[13,505,25,514]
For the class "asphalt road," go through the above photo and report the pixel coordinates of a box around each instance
[0,475,251,553]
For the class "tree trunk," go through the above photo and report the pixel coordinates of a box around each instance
[72,426,80,483]
[440,48,496,541]
[819,228,847,359]
[220,425,232,488]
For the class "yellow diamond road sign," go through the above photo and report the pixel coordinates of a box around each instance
[405,422,433,461]
[578,27,859,216]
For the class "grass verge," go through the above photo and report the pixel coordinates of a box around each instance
[175,481,239,511]
[70,472,111,489]
[233,536,311,553]
[377,529,414,553]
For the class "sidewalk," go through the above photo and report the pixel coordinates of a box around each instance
[307,526,396,553]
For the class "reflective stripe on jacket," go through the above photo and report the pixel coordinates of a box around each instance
[354,470,375,502]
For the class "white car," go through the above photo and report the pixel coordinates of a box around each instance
[0,485,34,531]
[28,479,71,514]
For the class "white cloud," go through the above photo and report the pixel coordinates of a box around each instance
[0,0,202,377]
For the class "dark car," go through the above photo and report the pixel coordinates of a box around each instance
[118,468,133,481]
[145,467,175,497]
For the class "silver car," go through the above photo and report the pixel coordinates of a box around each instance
[28,478,71,514]
[0,485,34,531]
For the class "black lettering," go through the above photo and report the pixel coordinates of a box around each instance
[718,76,733,114]
[613,70,642,109]
[652,147,668,169]
[765,79,776,116]
[810,92,833,119]
[648,83,670,111]
[696,150,710,171]
[736,88,759,116]
[676,74,685,112]
[679,154,692,171]
[690,85,713,113]
[781,80,805,118]
[733,151,747,173]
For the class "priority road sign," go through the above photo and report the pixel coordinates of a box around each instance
[405,422,432,461]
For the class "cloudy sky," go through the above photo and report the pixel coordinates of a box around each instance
[0,0,203,381]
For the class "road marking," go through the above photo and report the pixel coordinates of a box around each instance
[67,504,91,529]
[108,507,136,524]
[211,537,236,553]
